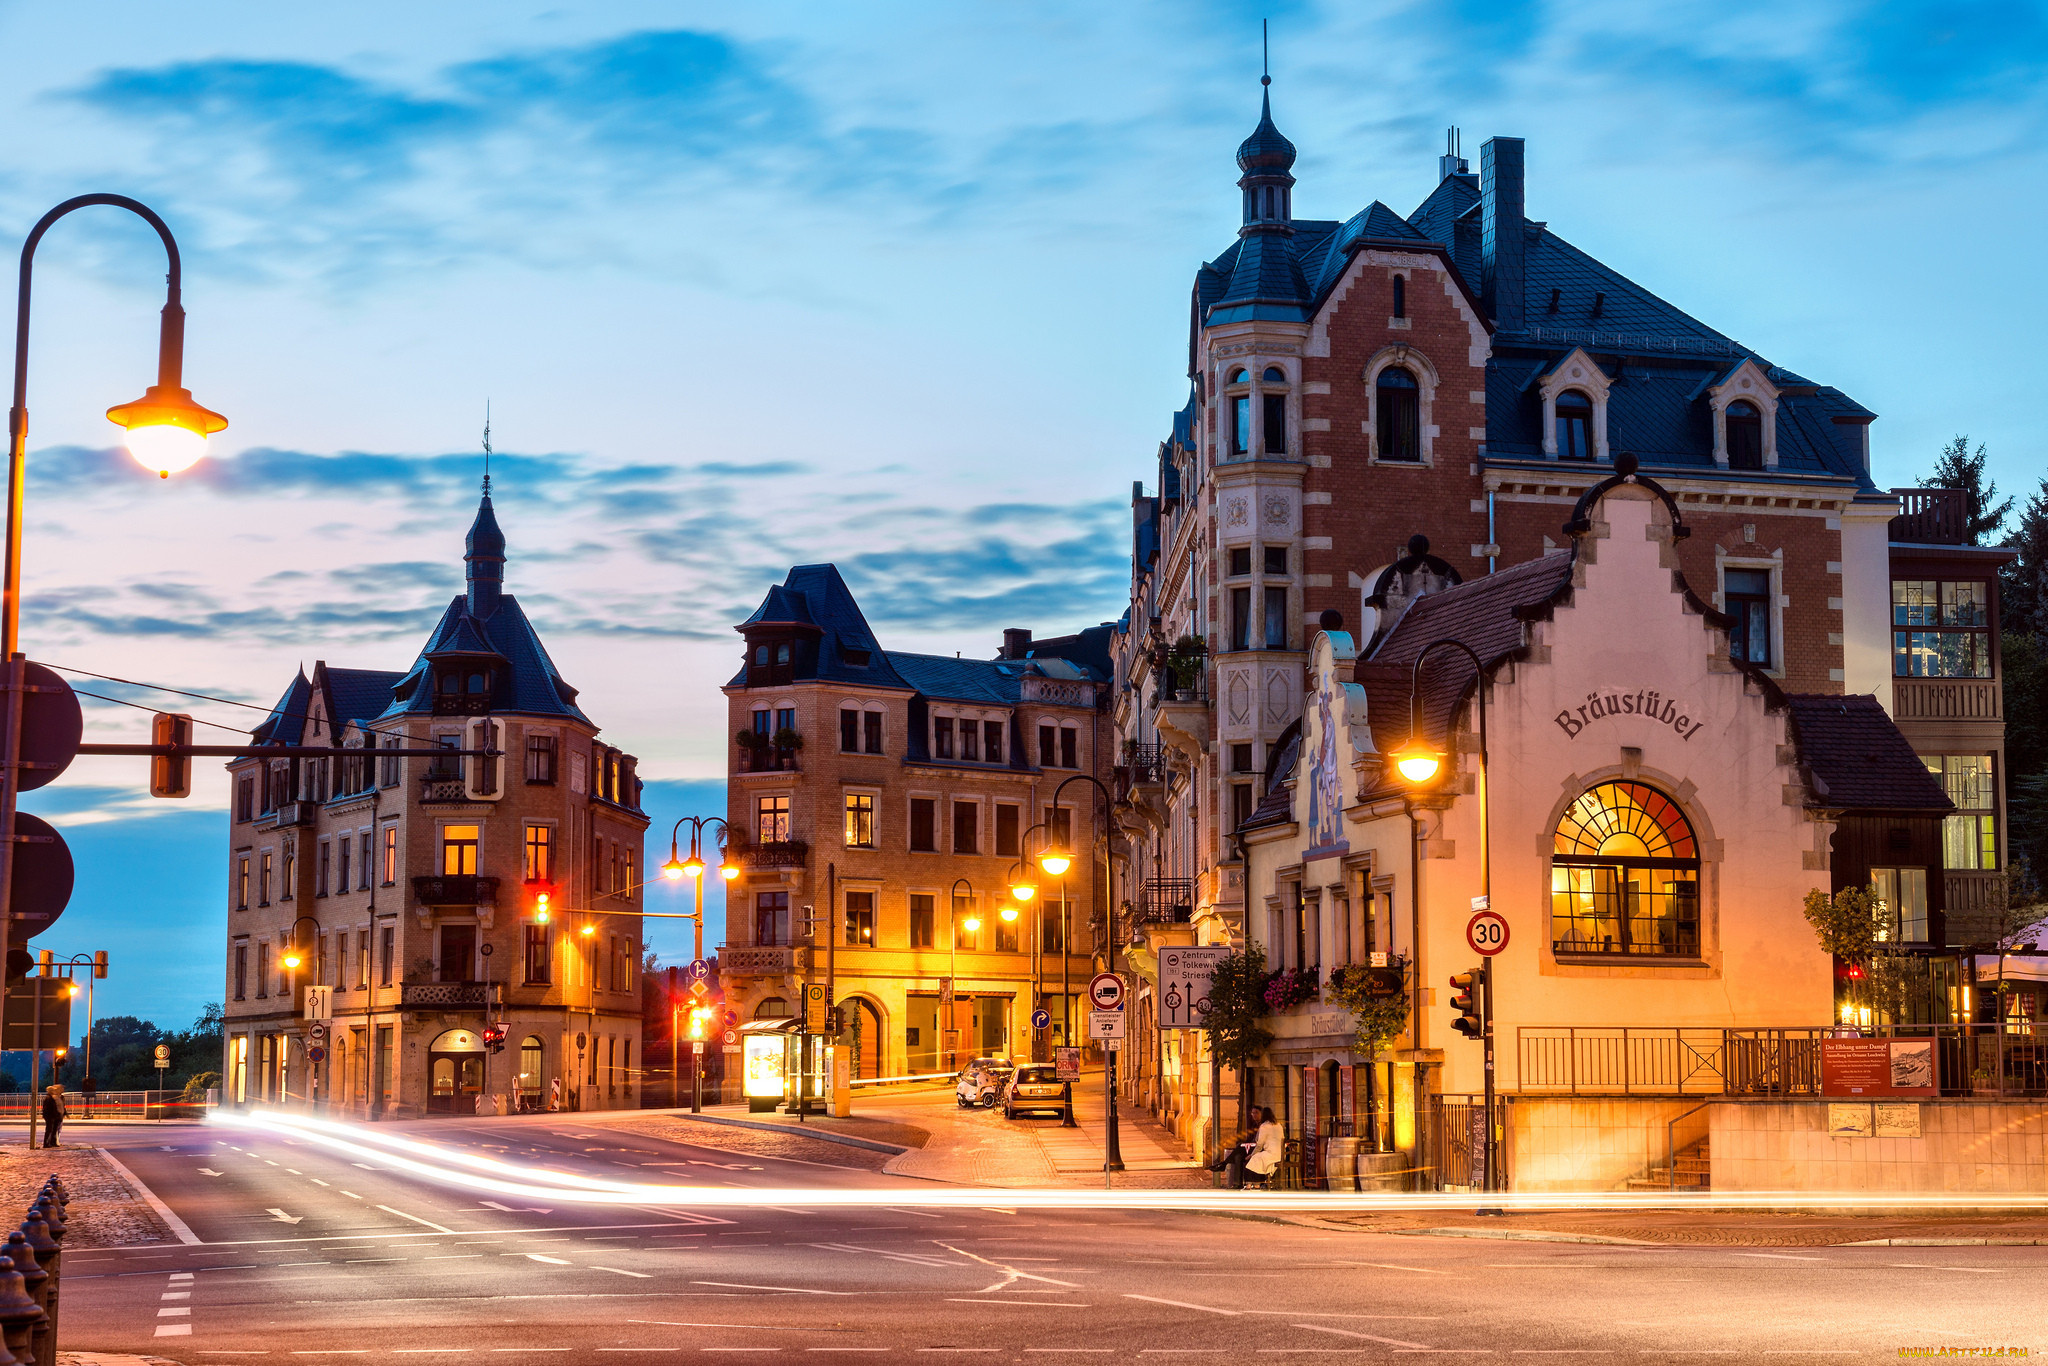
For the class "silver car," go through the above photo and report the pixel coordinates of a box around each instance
[1001,1064,1071,1121]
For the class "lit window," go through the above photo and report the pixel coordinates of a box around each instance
[756,795,791,844]
[845,793,875,849]
[1925,755,1998,870]
[525,823,554,882]
[1869,867,1930,944]
[1550,782,1700,957]
[845,891,875,946]
[381,826,398,885]
[441,824,480,877]
[1893,580,1990,678]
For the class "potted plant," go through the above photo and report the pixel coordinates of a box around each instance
[1164,635,1207,696]
[735,728,768,752]
[1262,965,1318,1013]
[1971,1067,1999,1097]
[772,727,805,752]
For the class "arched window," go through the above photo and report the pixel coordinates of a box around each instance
[1726,401,1762,470]
[1227,369,1251,456]
[1551,782,1701,957]
[1392,274,1406,319]
[517,1036,545,1107]
[1556,390,1595,461]
[467,671,488,694]
[1375,367,1420,462]
[755,997,792,1019]
[1261,367,1288,456]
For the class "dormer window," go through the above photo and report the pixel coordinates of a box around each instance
[1556,391,1595,462]
[1726,401,1763,471]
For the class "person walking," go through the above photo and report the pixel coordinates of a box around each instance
[40,1084,67,1148]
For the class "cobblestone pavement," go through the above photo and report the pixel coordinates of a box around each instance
[608,1114,908,1171]
[0,1137,175,1247]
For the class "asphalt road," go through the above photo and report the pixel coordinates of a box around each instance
[59,1115,2046,1362]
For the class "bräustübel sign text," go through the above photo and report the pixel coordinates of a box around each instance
[1554,687,1703,742]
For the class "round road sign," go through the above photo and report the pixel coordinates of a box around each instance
[1466,910,1509,957]
[723,1030,737,1046]
[307,1045,327,1063]
[1088,972,1125,1010]
[1031,1008,1051,1030]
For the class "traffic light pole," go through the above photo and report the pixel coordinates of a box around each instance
[1481,960,1496,1196]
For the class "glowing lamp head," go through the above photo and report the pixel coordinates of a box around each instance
[719,864,739,881]
[999,905,1019,923]
[682,856,707,879]
[1010,881,1037,903]
[105,384,227,478]
[962,916,981,934]
[1390,737,1445,786]
[1037,850,1072,876]
[580,922,597,938]
[661,858,686,881]
[280,950,304,971]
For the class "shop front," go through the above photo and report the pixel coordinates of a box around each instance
[1243,472,1936,1191]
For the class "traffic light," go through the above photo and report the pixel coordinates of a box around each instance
[149,711,193,798]
[93,951,107,980]
[532,890,551,924]
[800,903,818,938]
[482,1023,506,1054]
[686,1007,712,1041]
[1449,968,1486,1040]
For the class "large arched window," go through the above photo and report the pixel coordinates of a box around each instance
[1376,367,1420,462]
[1550,782,1701,957]
[1555,390,1595,461]
[1726,401,1763,470]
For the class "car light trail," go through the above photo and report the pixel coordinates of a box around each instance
[208,1109,2048,1215]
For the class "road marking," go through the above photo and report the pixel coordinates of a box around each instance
[693,1281,853,1295]
[626,1321,821,1332]
[422,1255,483,1261]
[1296,1325,1435,1350]
[198,1168,223,1176]
[1334,1262,1449,1274]
[345,1258,406,1264]
[341,1191,362,1199]
[291,1353,371,1356]
[1124,1294,1239,1315]
[525,1254,573,1265]
[158,1307,192,1317]
[155,1325,193,1338]
[311,1179,330,1186]
[170,1272,194,1280]
[1886,1263,2002,1273]
[888,1207,946,1219]
[1731,1253,1827,1262]
[286,1168,302,1174]
[1023,1352,1112,1356]
[97,1150,203,1245]
[162,1291,191,1300]
[592,1266,653,1278]
[378,1205,458,1234]
[267,1208,304,1224]
[946,1298,1091,1307]
[390,1352,474,1356]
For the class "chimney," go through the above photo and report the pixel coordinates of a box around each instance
[1002,628,1033,660]
[1437,126,1469,182]
[1480,136,1526,332]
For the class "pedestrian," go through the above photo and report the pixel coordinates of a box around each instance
[40,1083,67,1148]
[1214,1106,1283,1189]
[549,1077,561,1112]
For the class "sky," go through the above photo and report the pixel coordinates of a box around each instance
[4,0,2044,1032]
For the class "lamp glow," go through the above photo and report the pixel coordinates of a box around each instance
[661,858,686,881]
[719,864,739,881]
[962,916,981,933]
[1038,851,1072,876]
[682,856,706,879]
[106,383,226,478]
[580,922,596,937]
[1390,738,1445,785]
[280,951,304,970]
[1010,882,1037,903]
[999,906,1019,923]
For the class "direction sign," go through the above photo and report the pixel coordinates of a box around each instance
[1158,946,1230,1029]
[1088,1009,1126,1040]
[1087,972,1125,1010]
[1466,910,1509,957]
[303,985,333,1021]
[1030,1008,1051,1030]
[688,958,713,980]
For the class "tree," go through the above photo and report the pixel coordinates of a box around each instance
[1201,944,1274,1132]
[1802,883,1915,1022]
[2000,477,2048,639]
[1921,435,2013,545]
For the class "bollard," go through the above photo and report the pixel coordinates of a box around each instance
[16,1217,54,1366]
[0,1256,40,1366]
[1,1239,44,1366]
[28,1200,59,1245]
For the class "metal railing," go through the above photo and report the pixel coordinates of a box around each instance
[412,874,499,907]
[0,1089,206,1120]
[1517,1027,1829,1096]
[1133,878,1196,925]
[0,1173,66,1361]
[731,840,809,869]
[400,981,494,1008]
[1891,487,1969,544]
[417,775,469,802]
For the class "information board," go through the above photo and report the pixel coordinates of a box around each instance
[1158,946,1231,1029]
[1821,1038,1938,1097]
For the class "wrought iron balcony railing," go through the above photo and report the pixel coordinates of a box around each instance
[401,981,492,1008]
[412,874,499,907]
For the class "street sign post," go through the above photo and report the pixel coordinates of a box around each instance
[303,984,333,1020]
[1466,911,1509,957]
[1087,972,1125,1010]
[1157,946,1229,1028]
[688,958,713,980]
[803,982,829,1032]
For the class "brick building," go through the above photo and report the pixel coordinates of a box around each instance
[1114,94,2009,1155]
[719,565,1111,1080]
[223,483,649,1117]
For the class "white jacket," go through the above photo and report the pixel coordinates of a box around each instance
[1245,1121,1283,1176]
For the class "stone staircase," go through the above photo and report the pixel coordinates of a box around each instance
[1625,1137,1711,1191]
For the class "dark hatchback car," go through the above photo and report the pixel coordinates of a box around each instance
[1001,1064,1072,1121]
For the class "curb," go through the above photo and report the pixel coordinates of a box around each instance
[1839,1237,2048,1246]
[636,1111,910,1156]
[1387,1226,1662,1245]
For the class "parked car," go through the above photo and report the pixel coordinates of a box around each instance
[954,1059,1012,1108]
[1001,1064,1071,1121]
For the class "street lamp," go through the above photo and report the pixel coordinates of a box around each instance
[46,953,105,1117]
[661,816,731,964]
[1046,773,1124,1174]
[947,878,981,1071]
[1388,636,1495,1192]
[0,195,226,1072]
[276,916,322,1108]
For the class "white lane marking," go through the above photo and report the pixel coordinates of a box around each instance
[525,1254,572,1265]
[341,1191,362,1199]
[1296,1324,1435,1350]
[378,1204,458,1234]
[311,1179,331,1186]
[351,1163,384,1170]
[199,1168,223,1176]
[887,1207,946,1219]
[154,1324,193,1337]
[625,1320,819,1331]
[286,1168,302,1174]
[267,1208,304,1224]
[158,1306,193,1317]
[946,1298,1091,1307]
[1124,1294,1239,1315]
[391,1351,475,1355]
[1334,1261,1449,1274]
[592,1266,653,1278]
[692,1280,854,1296]
[937,1242,1081,1293]
[1886,1263,2002,1273]
[96,1149,203,1245]
[422,1255,484,1261]
[1023,1352,1113,1355]
[1732,1252,1827,1262]
[170,1272,194,1281]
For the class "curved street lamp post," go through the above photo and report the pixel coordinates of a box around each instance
[1042,774,1123,1176]
[661,817,735,1111]
[4,196,227,1146]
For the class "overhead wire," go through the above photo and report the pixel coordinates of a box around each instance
[48,660,418,742]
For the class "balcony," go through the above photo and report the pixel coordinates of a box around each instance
[719,944,795,976]
[418,773,470,803]
[401,981,492,1009]
[1893,678,2001,722]
[1890,487,1969,545]
[1133,877,1196,925]
[256,800,316,830]
[731,839,809,870]
[1152,674,1210,761]
[736,748,800,774]
[431,695,493,717]
[1944,872,2012,945]
[412,874,499,907]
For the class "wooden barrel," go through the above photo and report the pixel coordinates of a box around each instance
[1323,1137,1360,1191]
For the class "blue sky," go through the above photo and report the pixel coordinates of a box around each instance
[6,0,2045,1029]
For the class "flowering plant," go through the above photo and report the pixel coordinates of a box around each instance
[1261,966,1318,1012]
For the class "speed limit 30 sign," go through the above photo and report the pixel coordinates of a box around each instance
[1466,910,1509,956]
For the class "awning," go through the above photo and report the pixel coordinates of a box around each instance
[1975,957,2048,984]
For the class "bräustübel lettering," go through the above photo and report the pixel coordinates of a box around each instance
[1554,688,1703,742]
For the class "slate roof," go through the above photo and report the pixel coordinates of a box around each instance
[323,666,407,733]
[250,669,313,747]
[888,652,1027,705]
[1179,101,1876,489]
[1782,695,1953,812]
[728,564,912,691]
[376,590,590,724]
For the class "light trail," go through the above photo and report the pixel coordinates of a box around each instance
[208,1109,2048,1215]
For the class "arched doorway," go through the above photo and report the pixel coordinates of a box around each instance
[516,1036,545,1113]
[428,1027,485,1114]
[841,997,885,1079]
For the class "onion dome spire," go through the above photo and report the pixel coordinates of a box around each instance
[1236,31,1296,234]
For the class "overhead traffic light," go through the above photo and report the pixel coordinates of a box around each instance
[149,711,193,798]
[1449,967,1487,1041]
[482,1023,507,1054]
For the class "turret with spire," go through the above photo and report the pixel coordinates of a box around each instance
[465,411,506,618]
[1236,33,1296,235]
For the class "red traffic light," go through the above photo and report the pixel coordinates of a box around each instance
[1448,969,1485,1040]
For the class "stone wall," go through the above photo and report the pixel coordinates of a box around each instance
[1506,1096,1707,1192]
[1710,1100,2048,1193]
